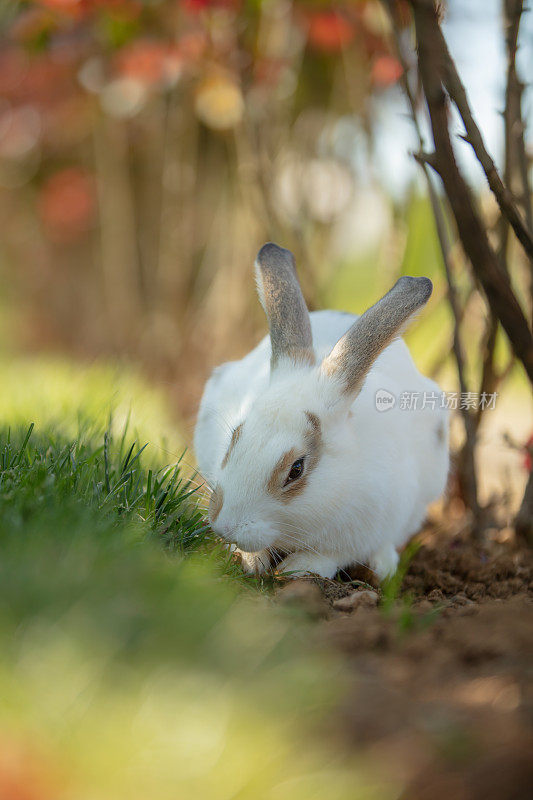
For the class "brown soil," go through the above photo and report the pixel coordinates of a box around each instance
[276,523,533,799]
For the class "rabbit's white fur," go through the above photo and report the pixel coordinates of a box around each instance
[195,258,449,581]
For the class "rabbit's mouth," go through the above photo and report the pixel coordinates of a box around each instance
[213,520,277,554]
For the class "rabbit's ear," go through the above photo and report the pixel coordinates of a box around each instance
[320,276,432,397]
[255,243,315,371]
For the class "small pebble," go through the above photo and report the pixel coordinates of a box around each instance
[415,599,434,614]
[451,593,475,606]
[332,589,379,612]
[277,579,329,618]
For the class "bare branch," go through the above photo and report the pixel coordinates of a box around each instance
[433,11,533,263]
[411,0,533,385]
[516,470,533,543]
[501,0,533,327]
[413,150,439,171]
[383,0,480,513]
[504,0,533,232]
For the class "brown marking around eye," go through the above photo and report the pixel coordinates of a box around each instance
[267,412,323,502]
[282,472,309,501]
[267,448,298,496]
[305,411,321,441]
[304,412,322,466]
[209,485,224,522]
[221,423,243,468]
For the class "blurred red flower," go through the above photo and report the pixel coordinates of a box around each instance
[9,7,58,45]
[92,0,142,20]
[0,737,60,800]
[0,48,29,95]
[38,168,95,242]
[177,30,208,65]
[306,11,355,53]
[35,0,81,8]
[33,0,88,20]
[115,40,182,86]
[371,54,403,86]
[0,49,76,110]
[31,0,141,21]
[254,58,287,87]
[182,0,240,13]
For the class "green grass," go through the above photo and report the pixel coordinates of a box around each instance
[0,358,396,800]
[380,542,443,634]
[0,422,208,553]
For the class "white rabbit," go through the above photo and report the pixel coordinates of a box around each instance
[194,243,449,580]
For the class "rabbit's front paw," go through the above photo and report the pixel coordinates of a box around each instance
[236,548,272,575]
[277,552,338,579]
[371,544,399,581]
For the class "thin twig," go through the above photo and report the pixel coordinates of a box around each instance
[502,0,533,322]
[433,5,533,263]
[504,0,533,232]
[383,0,479,513]
[474,0,531,429]
[411,0,533,385]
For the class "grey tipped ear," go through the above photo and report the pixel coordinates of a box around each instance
[255,242,315,371]
[320,276,433,396]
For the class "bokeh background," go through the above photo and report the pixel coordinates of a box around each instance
[0,0,531,477]
[0,1,532,798]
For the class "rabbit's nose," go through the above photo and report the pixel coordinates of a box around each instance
[211,520,232,540]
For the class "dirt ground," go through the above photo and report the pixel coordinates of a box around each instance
[276,521,533,799]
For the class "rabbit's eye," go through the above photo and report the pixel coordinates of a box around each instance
[285,458,304,486]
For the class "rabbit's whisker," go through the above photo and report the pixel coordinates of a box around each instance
[274,528,326,559]
[204,407,235,440]
[275,524,374,574]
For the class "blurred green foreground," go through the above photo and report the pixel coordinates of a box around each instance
[0,355,393,800]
